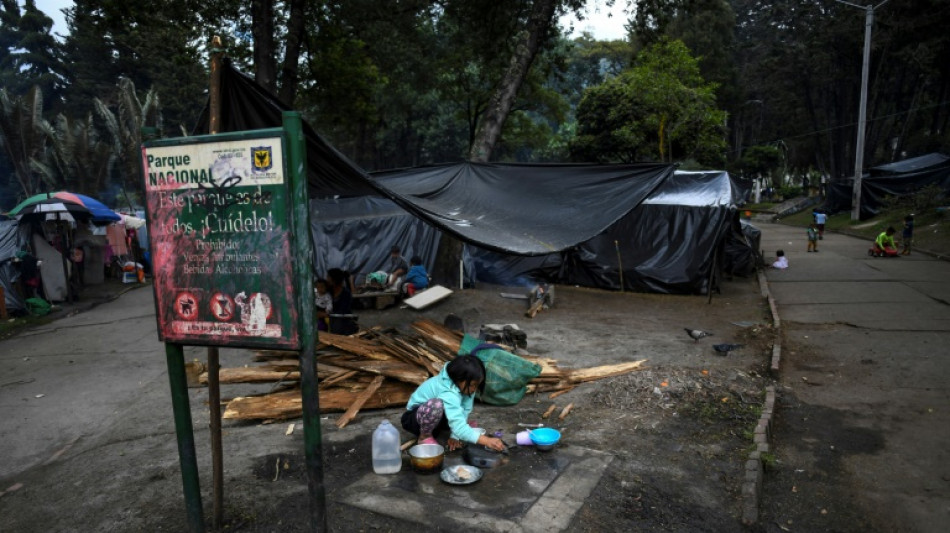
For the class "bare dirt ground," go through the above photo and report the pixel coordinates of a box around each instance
[1,278,778,532]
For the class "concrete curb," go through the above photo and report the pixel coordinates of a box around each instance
[742,269,783,526]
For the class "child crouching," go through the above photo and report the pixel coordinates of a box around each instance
[401,355,506,452]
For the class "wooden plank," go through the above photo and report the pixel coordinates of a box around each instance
[558,403,575,420]
[321,370,358,387]
[318,333,394,361]
[200,367,300,384]
[404,285,453,310]
[548,387,575,399]
[565,359,647,383]
[328,358,428,385]
[525,298,544,318]
[223,381,414,420]
[335,375,386,428]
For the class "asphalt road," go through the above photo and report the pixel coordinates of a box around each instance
[759,221,950,532]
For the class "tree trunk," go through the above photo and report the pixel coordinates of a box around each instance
[277,0,306,106]
[468,0,557,162]
[251,0,277,94]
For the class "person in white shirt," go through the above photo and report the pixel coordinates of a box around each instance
[772,250,788,269]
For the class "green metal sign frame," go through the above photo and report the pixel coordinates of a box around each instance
[144,114,326,532]
[143,128,300,350]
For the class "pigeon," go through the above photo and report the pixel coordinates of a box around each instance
[685,328,714,342]
[713,343,744,354]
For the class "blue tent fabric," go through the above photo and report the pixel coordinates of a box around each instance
[72,194,121,223]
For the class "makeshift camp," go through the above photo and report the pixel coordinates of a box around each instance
[454,170,752,293]
[0,220,29,314]
[824,153,950,219]
[196,60,758,294]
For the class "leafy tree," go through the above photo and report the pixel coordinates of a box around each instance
[62,0,205,133]
[95,78,162,196]
[32,113,114,195]
[0,0,65,110]
[736,144,782,186]
[572,38,726,164]
[0,86,52,197]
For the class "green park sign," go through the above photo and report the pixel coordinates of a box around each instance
[142,129,300,350]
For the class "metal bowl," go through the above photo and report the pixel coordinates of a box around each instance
[408,443,445,474]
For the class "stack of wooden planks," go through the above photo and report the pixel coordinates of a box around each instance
[210,319,646,426]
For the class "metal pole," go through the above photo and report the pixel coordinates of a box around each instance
[165,343,205,532]
[614,240,624,293]
[207,347,223,529]
[851,5,874,221]
[207,35,225,529]
[283,111,328,531]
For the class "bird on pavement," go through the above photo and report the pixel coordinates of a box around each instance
[685,328,714,342]
[713,343,744,354]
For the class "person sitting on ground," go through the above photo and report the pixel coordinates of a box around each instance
[807,224,819,253]
[401,354,506,452]
[901,215,914,255]
[772,249,788,269]
[321,268,357,334]
[402,256,430,296]
[385,246,409,291]
[875,227,898,256]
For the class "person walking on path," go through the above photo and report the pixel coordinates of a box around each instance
[807,224,819,252]
[901,215,914,255]
[814,210,827,239]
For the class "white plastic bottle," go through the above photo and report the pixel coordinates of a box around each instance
[372,420,402,474]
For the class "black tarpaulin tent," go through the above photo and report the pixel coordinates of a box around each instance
[197,61,756,294]
[460,171,750,294]
[824,153,950,219]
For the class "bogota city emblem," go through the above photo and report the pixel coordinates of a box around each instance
[251,146,272,172]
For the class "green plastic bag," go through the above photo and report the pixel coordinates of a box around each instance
[26,297,52,316]
[459,334,541,405]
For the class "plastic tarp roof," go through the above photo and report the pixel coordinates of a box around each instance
[824,153,950,219]
[462,170,745,294]
[372,162,675,255]
[194,60,377,198]
[197,61,676,256]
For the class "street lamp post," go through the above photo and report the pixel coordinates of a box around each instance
[836,0,890,221]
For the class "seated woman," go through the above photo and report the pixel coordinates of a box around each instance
[320,268,358,334]
[402,256,430,296]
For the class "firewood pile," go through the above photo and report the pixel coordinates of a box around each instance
[205,319,646,426]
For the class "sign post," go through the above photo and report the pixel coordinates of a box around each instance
[143,122,325,529]
[283,111,328,531]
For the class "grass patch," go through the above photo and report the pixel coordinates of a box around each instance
[778,202,950,256]
[0,313,55,340]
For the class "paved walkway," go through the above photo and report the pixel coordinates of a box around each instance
[759,221,950,532]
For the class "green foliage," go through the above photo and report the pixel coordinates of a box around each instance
[882,184,947,214]
[0,86,52,197]
[571,38,726,164]
[737,145,782,179]
[95,78,163,196]
[32,113,115,195]
[62,0,204,133]
[0,0,65,110]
